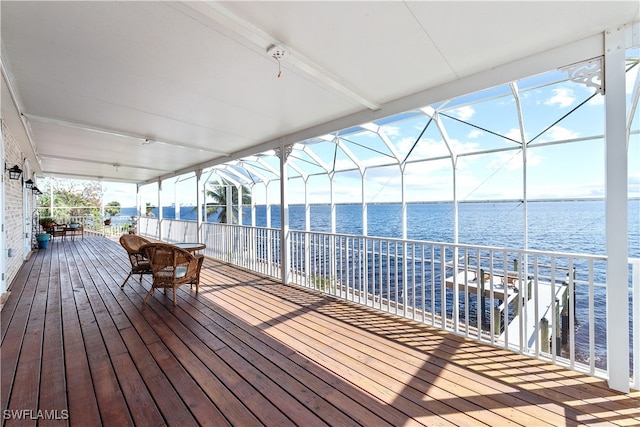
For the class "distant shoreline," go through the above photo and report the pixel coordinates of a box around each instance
[119,198,640,211]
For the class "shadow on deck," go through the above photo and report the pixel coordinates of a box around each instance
[2,236,639,426]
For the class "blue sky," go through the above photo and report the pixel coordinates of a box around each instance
[104,61,639,208]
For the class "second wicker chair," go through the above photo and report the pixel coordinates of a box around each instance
[140,242,204,305]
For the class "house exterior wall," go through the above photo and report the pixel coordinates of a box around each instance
[2,120,29,290]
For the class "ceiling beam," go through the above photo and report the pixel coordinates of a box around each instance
[40,153,170,173]
[0,55,43,170]
[178,1,381,111]
[23,113,230,156]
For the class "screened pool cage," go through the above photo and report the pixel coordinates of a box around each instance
[39,46,640,393]
[137,53,639,244]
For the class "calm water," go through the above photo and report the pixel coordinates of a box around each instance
[125,199,639,258]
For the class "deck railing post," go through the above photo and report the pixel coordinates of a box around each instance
[541,317,550,353]
[480,268,486,325]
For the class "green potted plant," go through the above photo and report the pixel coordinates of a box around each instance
[39,217,55,229]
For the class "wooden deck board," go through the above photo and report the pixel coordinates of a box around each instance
[1,236,639,426]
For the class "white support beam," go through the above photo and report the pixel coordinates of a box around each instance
[22,113,229,156]
[157,179,163,241]
[278,142,291,285]
[604,25,629,393]
[195,169,203,242]
[180,1,380,111]
[225,185,232,224]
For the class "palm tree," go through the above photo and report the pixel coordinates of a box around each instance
[204,179,251,223]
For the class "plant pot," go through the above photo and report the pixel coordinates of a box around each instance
[36,233,50,249]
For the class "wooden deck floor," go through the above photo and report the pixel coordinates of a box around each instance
[2,236,639,426]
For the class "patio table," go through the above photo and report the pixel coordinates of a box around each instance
[173,242,206,252]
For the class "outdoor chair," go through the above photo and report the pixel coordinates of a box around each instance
[50,223,67,240]
[119,234,153,288]
[140,242,204,305]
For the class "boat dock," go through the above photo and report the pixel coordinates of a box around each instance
[445,267,571,353]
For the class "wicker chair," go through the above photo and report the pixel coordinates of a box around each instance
[119,234,152,288]
[140,243,204,305]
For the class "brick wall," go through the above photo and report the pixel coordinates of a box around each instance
[2,120,30,290]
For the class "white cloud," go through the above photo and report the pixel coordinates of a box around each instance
[544,88,575,108]
[468,130,483,139]
[450,106,475,120]
[504,128,524,143]
[399,137,449,158]
[486,150,542,171]
[540,125,580,142]
[587,93,604,106]
[380,125,400,137]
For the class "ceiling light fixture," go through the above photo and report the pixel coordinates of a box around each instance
[266,44,286,78]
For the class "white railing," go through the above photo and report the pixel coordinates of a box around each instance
[138,216,159,238]
[162,218,199,244]
[138,220,638,389]
[40,214,128,236]
[201,222,281,278]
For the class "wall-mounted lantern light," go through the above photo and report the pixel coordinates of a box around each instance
[5,164,23,180]
[24,179,34,189]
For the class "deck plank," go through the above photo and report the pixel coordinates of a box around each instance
[7,249,49,422]
[57,243,102,426]
[211,278,547,426]
[1,251,40,417]
[1,236,639,426]
[38,246,68,427]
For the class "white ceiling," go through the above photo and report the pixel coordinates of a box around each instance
[2,1,638,185]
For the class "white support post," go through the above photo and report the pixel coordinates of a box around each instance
[604,26,629,393]
[451,158,459,332]
[330,173,336,235]
[361,169,368,237]
[135,184,141,219]
[278,142,291,285]
[251,184,256,227]
[157,179,163,241]
[266,183,271,228]
[196,170,203,243]
[400,165,408,317]
[224,184,230,224]
[304,181,310,232]
[174,178,180,221]
[304,178,311,287]
[237,185,243,226]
